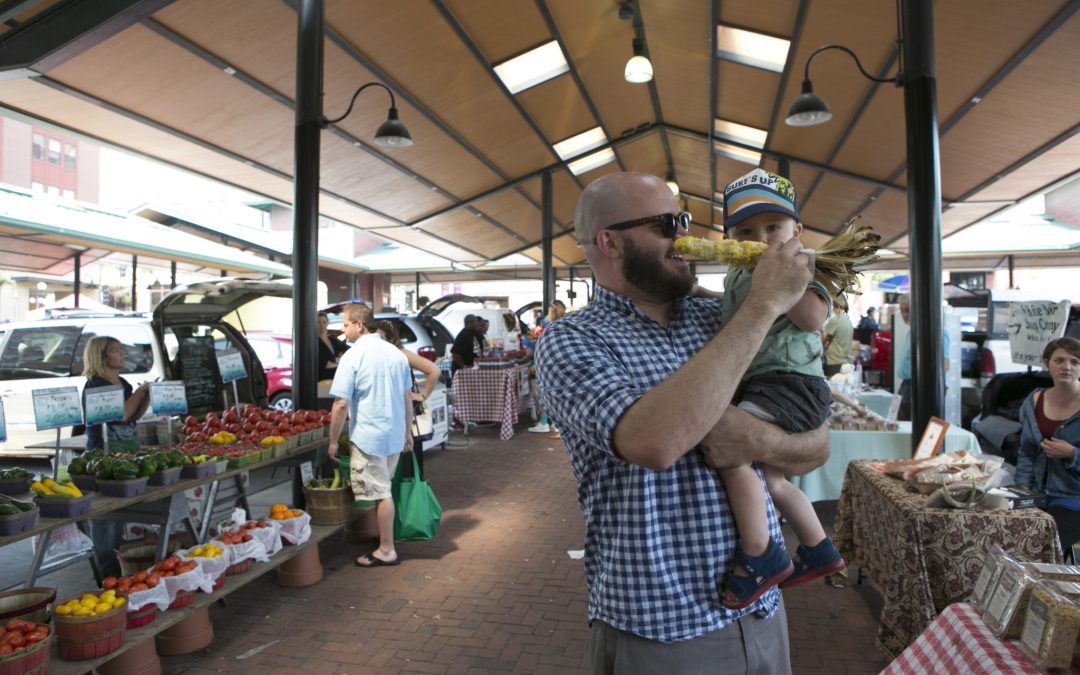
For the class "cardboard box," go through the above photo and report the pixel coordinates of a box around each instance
[984,486,1044,511]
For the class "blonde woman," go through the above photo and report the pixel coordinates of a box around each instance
[82,336,151,453]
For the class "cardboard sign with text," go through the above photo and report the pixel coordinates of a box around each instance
[1009,300,1070,366]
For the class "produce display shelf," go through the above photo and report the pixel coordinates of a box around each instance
[0,438,329,549]
[48,522,344,675]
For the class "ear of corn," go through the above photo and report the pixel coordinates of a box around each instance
[674,218,882,300]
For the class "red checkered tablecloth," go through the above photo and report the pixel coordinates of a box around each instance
[883,603,1039,675]
[451,364,534,440]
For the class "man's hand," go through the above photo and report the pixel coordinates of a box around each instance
[404,433,414,453]
[700,407,829,475]
[745,238,814,318]
[328,440,339,462]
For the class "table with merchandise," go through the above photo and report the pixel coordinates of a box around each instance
[450,360,536,440]
[832,460,1062,660]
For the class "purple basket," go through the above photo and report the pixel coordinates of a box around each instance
[149,466,182,486]
[96,476,149,498]
[0,508,37,535]
[69,474,98,493]
[181,462,217,480]
[0,477,31,496]
[35,494,92,518]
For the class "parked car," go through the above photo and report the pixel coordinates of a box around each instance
[0,279,282,453]
[240,334,294,411]
[321,303,452,363]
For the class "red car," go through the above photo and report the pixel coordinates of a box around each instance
[244,334,295,411]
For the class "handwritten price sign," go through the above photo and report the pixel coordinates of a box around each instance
[150,381,189,415]
[84,385,126,426]
[32,386,83,431]
[216,350,247,384]
[1009,300,1070,366]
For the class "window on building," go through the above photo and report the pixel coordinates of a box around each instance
[47,139,60,164]
[63,144,77,170]
[62,189,75,200]
[32,134,44,160]
[30,182,44,193]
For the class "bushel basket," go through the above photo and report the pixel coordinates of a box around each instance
[0,587,56,624]
[0,630,50,675]
[303,484,354,526]
[54,595,127,661]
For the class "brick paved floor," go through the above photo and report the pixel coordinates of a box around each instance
[160,426,892,674]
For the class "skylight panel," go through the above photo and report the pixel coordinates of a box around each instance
[714,119,767,149]
[716,26,790,73]
[714,141,762,165]
[552,127,608,161]
[567,148,616,176]
[494,41,569,94]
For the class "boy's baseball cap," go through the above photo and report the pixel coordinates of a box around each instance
[722,168,799,231]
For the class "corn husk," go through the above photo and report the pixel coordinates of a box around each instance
[675,218,881,301]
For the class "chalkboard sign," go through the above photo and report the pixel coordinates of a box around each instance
[84,384,125,426]
[32,386,83,431]
[0,400,6,443]
[179,336,219,411]
[150,381,189,415]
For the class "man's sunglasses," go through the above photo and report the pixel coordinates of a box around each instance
[595,212,692,243]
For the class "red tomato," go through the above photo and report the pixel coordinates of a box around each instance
[131,583,149,592]
[24,629,48,645]
[102,576,118,590]
[0,644,12,654]
[146,573,161,588]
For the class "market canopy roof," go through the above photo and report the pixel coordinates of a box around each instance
[0,185,293,277]
[0,0,1077,275]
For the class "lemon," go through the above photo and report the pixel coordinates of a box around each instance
[112,597,126,608]
[100,590,116,601]
[56,604,73,616]
[72,606,91,616]
[191,546,204,556]
[81,593,98,604]
[94,601,112,613]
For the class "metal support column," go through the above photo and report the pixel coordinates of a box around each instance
[73,252,80,308]
[541,171,555,313]
[902,0,945,448]
[170,260,177,289]
[130,254,138,312]
[292,0,325,411]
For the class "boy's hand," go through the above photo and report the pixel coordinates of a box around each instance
[746,239,813,318]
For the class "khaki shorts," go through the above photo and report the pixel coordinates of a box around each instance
[349,444,400,500]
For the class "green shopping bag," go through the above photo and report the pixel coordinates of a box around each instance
[391,451,442,541]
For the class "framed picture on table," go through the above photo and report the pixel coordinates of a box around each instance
[914,416,950,459]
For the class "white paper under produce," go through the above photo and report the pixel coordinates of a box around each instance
[249,522,282,557]
[277,512,312,546]
[178,541,230,579]
[162,564,215,598]
[224,537,269,565]
[125,582,171,612]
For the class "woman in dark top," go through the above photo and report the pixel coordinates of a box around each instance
[317,311,348,381]
[1015,337,1080,552]
[82,336,151,453]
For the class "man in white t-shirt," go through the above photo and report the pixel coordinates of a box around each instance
[327,302,413,567]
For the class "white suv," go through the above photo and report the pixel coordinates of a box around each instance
[0,279,287,453]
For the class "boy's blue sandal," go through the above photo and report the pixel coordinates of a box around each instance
[779,537,846,589]
[720,539,794,610]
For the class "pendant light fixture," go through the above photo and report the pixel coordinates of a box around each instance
[624,36,653,84]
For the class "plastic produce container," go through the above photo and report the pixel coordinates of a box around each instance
[0,477,31,496]
[181,462,216,480]
[69,474,97,493]
[35,495,92,518]
[0,509,37,536]
[149,466,181,486]
[96,476,149,498]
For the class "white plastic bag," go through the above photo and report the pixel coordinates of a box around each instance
[178,541,230,580]
[277,512,312,546]
[125,581,171,612]
[32,523,93,565]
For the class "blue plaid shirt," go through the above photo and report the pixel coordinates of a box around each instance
[534,286,782,643]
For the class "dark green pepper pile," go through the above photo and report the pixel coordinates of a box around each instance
[69,448,186,481]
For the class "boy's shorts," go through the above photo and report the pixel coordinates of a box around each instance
[737,372,832,433]
[349,444,400,500]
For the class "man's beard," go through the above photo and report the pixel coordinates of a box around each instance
[621,237,694,301]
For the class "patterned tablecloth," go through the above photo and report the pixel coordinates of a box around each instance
[833,461,1062,660]
[451,364,535,440]
[882,602,1040,674]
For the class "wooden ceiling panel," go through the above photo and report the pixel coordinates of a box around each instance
[669,133,712,199]
[549,1,655,139]
[327,0,556,179]
[856,190,911,247]
[515,75,596,145]
[551,235,585,265]
[646,0,711,133]
[712,156,761,195]
[938,16,1080,199]
[377,226,486,263]
[940,203,1003,236]
[720,0,800,38]
[552,169,584,226]
[766,0,898,163]
[933,1,1070,124]
[966,133,1080,204]
[614,132,666,176]
[319,134,453,221]
[443,0,551,64]
[471,190,542,242]
[420,209,522,258]
[714,61,780,131]
[798,172,882,235]
[828,84,906,183]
